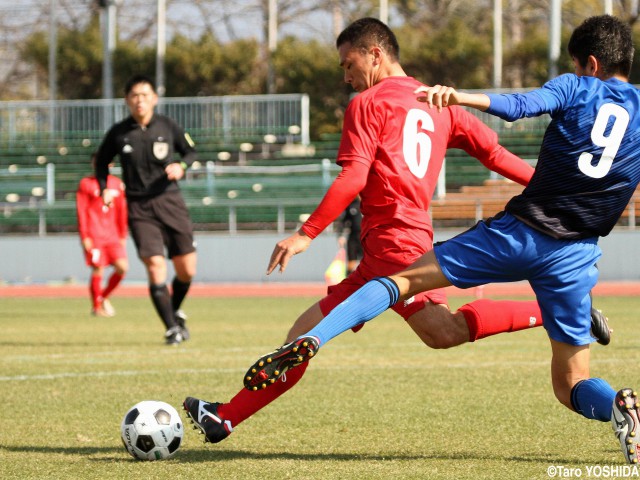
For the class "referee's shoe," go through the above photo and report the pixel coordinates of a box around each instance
[164,326,183,346]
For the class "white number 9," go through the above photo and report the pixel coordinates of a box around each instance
[578,103,629,179]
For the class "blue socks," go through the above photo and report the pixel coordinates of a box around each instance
[303,277,400,346]
[570,378,616,422]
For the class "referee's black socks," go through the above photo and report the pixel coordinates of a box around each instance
[149,283,177,329]
[171,277,191,312]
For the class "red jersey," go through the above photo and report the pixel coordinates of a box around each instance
[302,76,533,240]
[76,175,128,246]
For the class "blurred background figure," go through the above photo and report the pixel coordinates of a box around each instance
[95,74,197,345]
[336,196,363,275]
[76,153,128,317]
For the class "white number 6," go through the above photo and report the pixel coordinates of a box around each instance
[403,109,434,179]
[578,103,629,179]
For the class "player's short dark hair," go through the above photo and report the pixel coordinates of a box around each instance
[124,75,157,95]
[568,15,634,78]
[336,17,400,61]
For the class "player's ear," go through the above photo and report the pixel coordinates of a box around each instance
[586,55,600,77]
[370,46,383,66]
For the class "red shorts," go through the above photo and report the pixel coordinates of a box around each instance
[84,242,127,268]
[318,225,447,321]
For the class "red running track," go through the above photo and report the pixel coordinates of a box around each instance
[1,281,640,298]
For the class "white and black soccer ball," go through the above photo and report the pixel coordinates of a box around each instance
[120,400,184,461]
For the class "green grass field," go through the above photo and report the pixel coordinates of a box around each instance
[1,294,638,479]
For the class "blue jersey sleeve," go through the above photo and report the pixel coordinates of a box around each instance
[486,74,577,121]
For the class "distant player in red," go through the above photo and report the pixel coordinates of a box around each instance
[76,155,128,317]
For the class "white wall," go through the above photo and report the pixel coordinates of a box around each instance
[0,229,638,284]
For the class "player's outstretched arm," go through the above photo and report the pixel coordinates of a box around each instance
[414,85,491,112]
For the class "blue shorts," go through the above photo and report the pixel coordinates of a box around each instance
[434,212,602,346]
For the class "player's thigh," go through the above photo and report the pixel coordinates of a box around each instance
[531,239,600,346]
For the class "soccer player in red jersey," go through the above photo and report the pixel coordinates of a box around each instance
[76,154,128,317]
[184,17,605,443]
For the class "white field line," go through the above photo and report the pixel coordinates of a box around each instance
[0,356,630,382]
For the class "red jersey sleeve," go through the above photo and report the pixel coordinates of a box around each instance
[76,178,92,241]
[301,161,368,239]
[111,177,128,240]
[447,106,533,186]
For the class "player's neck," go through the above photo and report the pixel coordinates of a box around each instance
[133,113,154,128]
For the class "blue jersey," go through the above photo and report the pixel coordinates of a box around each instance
[487,74,640,239]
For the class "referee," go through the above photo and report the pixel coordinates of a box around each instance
[95,74,197,345]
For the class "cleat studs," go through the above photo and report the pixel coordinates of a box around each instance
[261,383,267,389]
[631,432,636,437]
[251,368,257,374]
[269,378,275,383]
[623,391,630,398]
[246,376,252,381]
[628,439,634,444]
[258,361,264,367]
[308,351,315,358]
[293,346,299,353]
[274,370,280,376]
[267,358,272,363]
[297,355,303,362]
[252,386,258,391]
[630,448,635,454]
[302,341,309,347]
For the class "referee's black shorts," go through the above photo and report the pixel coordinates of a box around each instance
[127,190,196,259]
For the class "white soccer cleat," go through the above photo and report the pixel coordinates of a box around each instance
[101,299,116,317]
[612,388,640,464]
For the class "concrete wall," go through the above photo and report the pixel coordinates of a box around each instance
[1,229,639,284]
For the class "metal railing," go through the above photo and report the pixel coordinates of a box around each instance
[0,93,310,146]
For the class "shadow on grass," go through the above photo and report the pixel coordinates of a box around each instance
[0,444,613,465]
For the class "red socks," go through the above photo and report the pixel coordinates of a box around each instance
[102,272,124,299]
[90,274,103,309]
[459,299,542,342]
[218,362,309,427]
[90,272,124,309]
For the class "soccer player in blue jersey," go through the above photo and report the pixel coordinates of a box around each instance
[244,15,640,463]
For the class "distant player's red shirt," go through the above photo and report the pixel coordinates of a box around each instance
[76,175,128,247]
[302,76,533,240]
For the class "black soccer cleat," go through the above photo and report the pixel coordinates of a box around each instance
[243,336,320,391]
[183,397,233,444]
[612,388,640,464]
[590,307,611,346]
[165,326,183,346]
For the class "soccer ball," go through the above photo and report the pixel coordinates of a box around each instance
[120,400,184,461]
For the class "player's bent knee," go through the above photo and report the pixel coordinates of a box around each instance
[408,307,469,349]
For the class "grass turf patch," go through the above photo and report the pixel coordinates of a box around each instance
[0,295,638,479]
